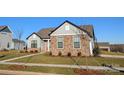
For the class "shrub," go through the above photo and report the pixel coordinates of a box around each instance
[25,50,28,53]
[49,51,52,56]
[93,47,100,56]
[34,50,38,53]
[30,50,34,53]
[67,52,71,57]
[8,65,28,70]
[58,51,62,56]
[3,49,9,51]
[77,52,81,56]
[20,50,24,53]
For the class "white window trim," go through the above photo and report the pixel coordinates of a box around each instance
[73,35,81,49]
[57,36,64,49]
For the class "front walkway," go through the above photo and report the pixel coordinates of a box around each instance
[2,53,42,62]
[0,61,124,71]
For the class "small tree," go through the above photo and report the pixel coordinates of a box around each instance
[93,42,100,56]
[14,28,24,51]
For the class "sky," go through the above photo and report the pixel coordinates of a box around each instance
[0,17,124,44]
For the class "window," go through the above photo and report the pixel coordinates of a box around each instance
[65,25,70,30]
[57,36,64,48]
[31,40,37,48]
[73,36,80,48]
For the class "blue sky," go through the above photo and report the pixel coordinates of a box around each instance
[0,17,124,44]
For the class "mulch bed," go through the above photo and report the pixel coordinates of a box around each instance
[74,68,103,75]
[8,65,28,70]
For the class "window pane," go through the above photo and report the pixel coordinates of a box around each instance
[58,42,63,48]
[57,36,63,48]
[74,42,80,48]
[31,40,37,48]
[73,36,80,48]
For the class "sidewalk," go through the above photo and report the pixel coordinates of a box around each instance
[0,70,53,75]
[0,61,124,71]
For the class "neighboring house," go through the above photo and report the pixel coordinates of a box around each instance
[110,44,124,53]
[27,20,95,56]
[0,26,12,50]
[98,42,110,52]
[11,39,26,50]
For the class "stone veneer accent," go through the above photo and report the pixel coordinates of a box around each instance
[50,35,91,56]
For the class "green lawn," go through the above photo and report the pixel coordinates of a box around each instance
[0,50,33,61]
[100,51,124,56]
[0,64,123,75]
[11,53,124,67]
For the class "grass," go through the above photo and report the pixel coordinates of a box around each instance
[11,53,124,67]
[0,64,123,75]
[100,51,124,56]
[0,64,77,75]
[0,50,33,61]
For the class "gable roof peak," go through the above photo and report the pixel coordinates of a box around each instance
[0,25,12,33]
[0,25,7,30]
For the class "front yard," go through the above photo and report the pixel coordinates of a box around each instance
[0,64,123,75]
[0,50,34,61]
[1,52,124,75]
[10,53,124,67]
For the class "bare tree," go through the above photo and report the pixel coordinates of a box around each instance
[14,28,24,50]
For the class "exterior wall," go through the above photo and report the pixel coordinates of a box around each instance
[0,32,12,50]
[11,41,25,50]
[50,22,92,56]
[50,35,91,56]
[27,34,43,52]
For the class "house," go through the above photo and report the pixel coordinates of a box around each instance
[0,26,25,50]
[110,44,124,53]
[27,20,95,56]
[11,39,26,50]
[0,26,12,50]
[98,42,110,52]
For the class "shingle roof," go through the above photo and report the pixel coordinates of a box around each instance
[0,26,7,30]
[0,26,12,33]
[79,25,94,37]
[37,28,55,39]
[27,21,95,39]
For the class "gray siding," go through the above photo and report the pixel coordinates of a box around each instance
[0,32,12,50]
[27,34,43,49]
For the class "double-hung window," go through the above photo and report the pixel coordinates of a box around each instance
[73,35,80,48]
[57,36,64,48]
[31,40,37,48]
